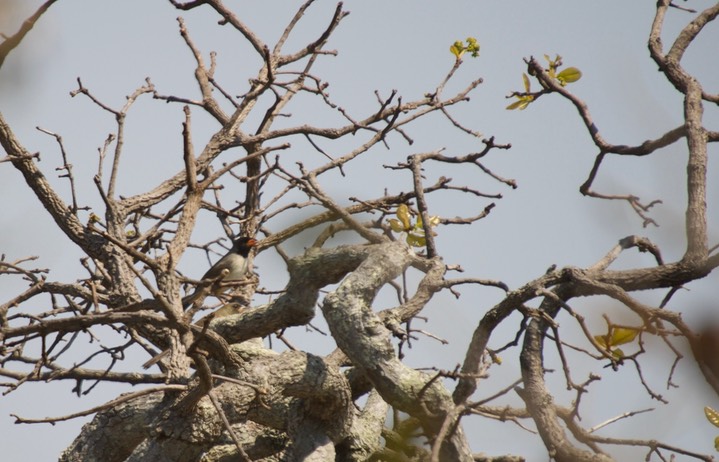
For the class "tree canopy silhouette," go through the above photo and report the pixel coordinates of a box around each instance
[1,1,718,461]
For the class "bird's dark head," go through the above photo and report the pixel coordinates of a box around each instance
[232,236,258,255]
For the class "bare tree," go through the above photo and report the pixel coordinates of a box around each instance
[1,1,718,461]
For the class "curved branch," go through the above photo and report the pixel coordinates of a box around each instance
[321,241,473,460]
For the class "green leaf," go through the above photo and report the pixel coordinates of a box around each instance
[450,38,480,59]
[465,37,480,57]
[543,54,563,80]
[557,67,582,85]
[450,41,465,59]
[705,407,719,428]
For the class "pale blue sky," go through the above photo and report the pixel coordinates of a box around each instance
[1,1,718,460]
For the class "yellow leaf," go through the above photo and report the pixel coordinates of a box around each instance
[612,347,625,359]
[406,234,426,247]
[415,215,439,229]
[522,73,531,92]
[714,435,719,452]
[594,335,608,349]
[396,204,412,230]
[388,219,405,233]
[557,67,582,85]
[610,327,639,346]
[409,226,425,238]
[506,97,532,111]
[705,407,719,428]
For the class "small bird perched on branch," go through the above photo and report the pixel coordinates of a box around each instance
[142,236,257,370]
[182,236,258,307]
[203,236,257,283]
[182,237,257,309]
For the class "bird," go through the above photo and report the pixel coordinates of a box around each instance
[141,236,257,370]
[182,236,258,307]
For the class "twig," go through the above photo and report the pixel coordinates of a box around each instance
[588,408,655,433]
[207,390,252,461]
[12,384,186,424]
